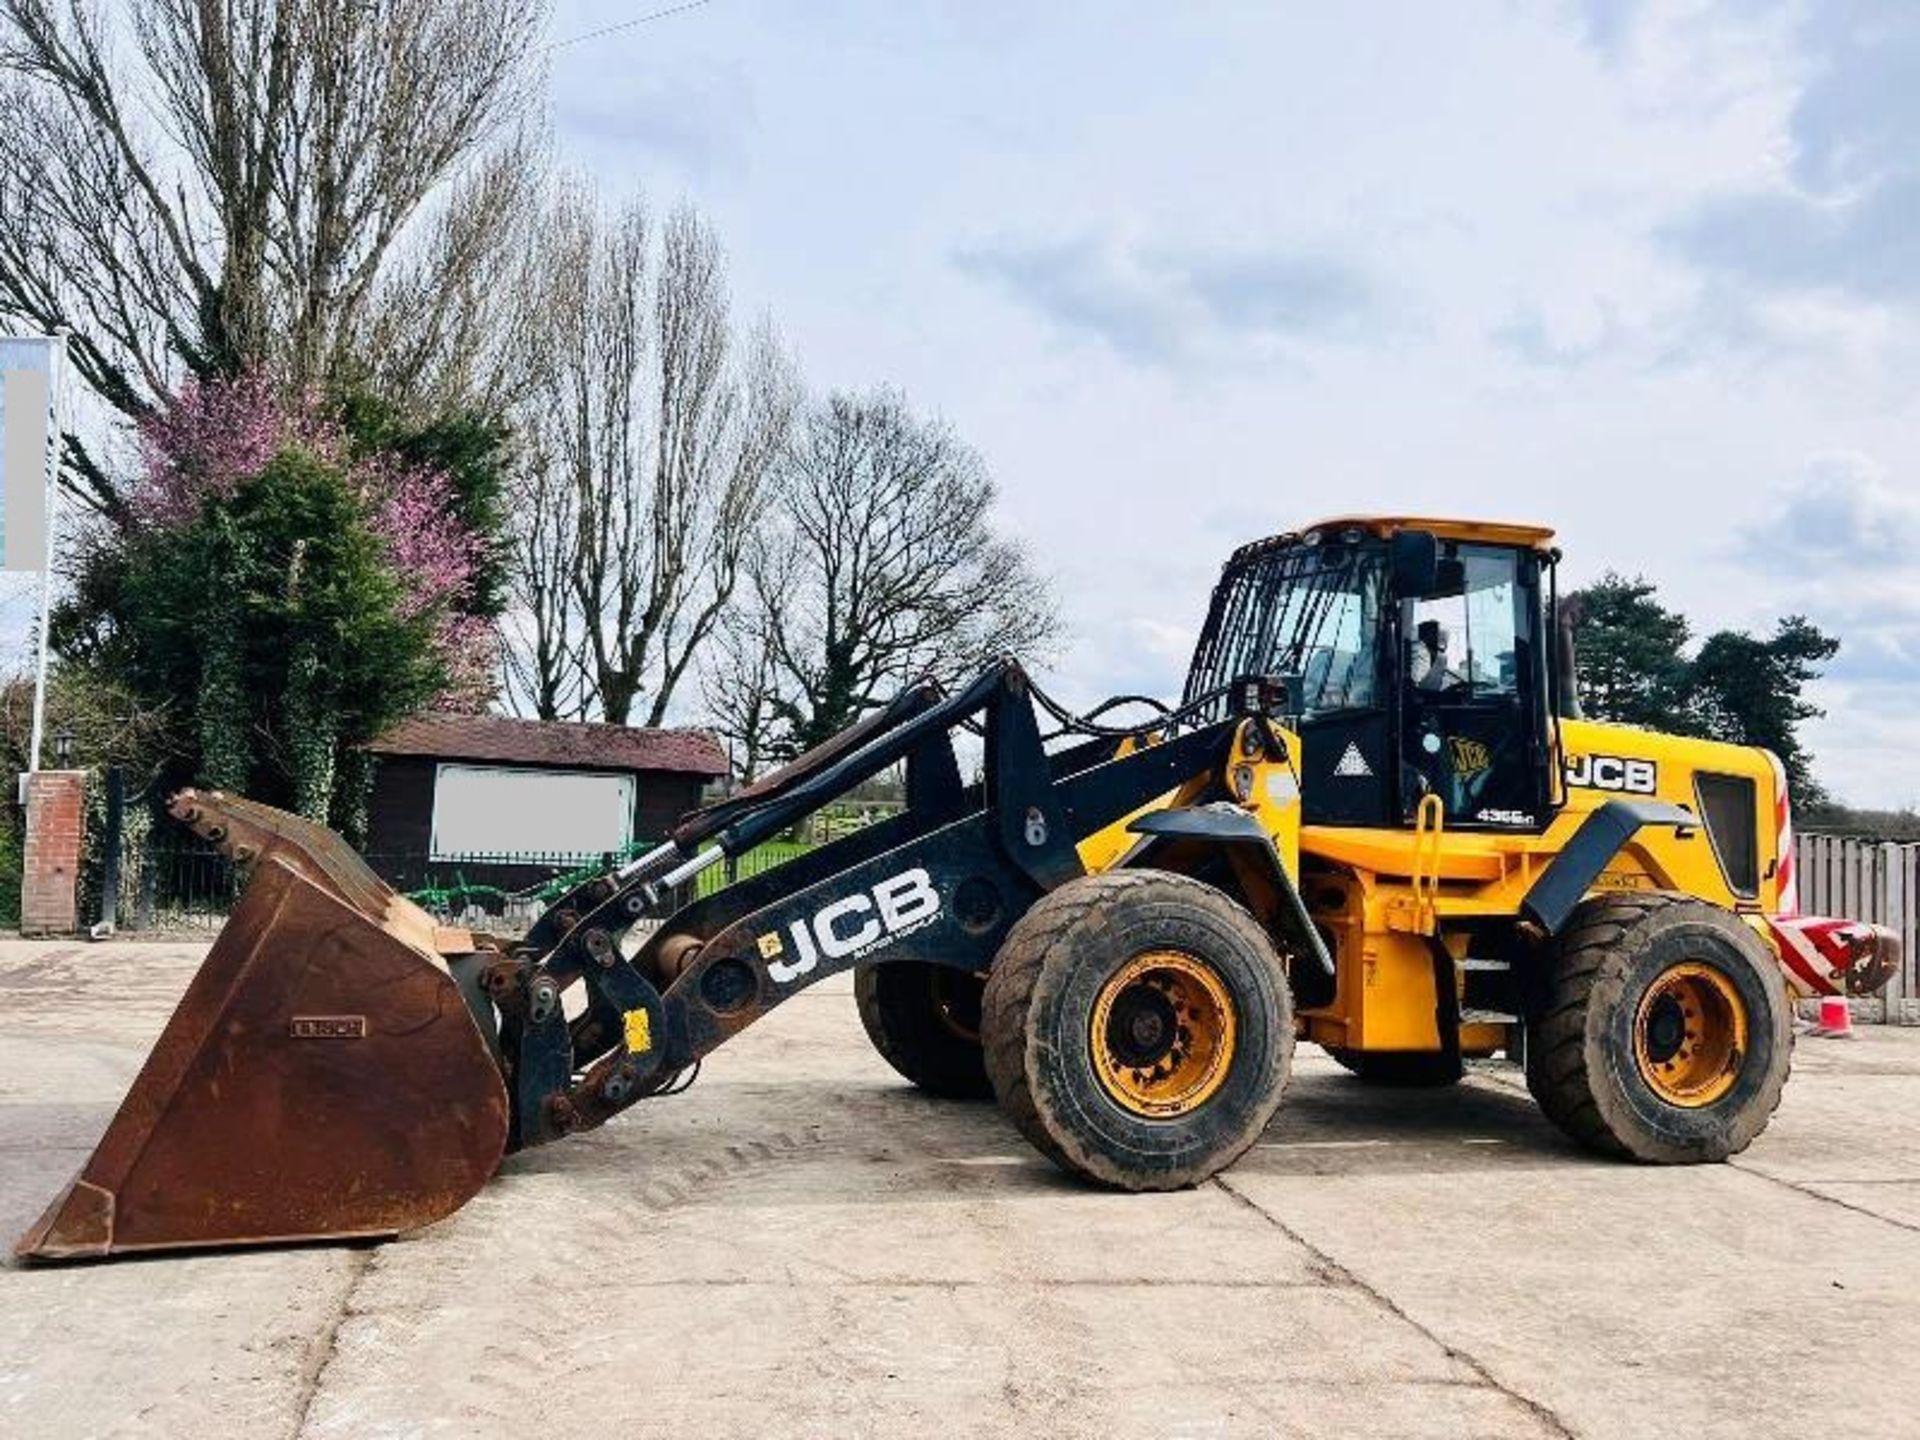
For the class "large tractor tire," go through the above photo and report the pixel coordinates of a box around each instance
[1322,1046,1464,1087]
[855,961,993,1099]
[981,870,1293,1190]
[1526,892,1791,1163]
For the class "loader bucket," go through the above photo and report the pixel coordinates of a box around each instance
[16,797,509,1262]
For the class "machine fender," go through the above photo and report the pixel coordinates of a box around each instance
[1128,806,1334,977]
[1520,799,1696,936]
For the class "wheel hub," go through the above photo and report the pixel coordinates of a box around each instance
[930,967,984,1043]
[1106,986,1179,1068]
[1089,951,1237,1119]
[1642,994,1687,1064]
[1633,961,1748,1108]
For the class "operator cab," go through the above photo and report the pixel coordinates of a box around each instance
[1183,517,1562,832]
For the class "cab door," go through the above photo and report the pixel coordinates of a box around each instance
[1395,543,1554,831]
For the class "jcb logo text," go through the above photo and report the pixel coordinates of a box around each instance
[766,868,941,984]
[1566,754,1657,795]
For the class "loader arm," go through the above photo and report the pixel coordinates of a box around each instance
[494,660,1245,1147]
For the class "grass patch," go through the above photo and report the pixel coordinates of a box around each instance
[695,838,812,898]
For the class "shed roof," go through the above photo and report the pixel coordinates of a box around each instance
[370,712,729,777]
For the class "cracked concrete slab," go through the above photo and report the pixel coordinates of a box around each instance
[2,941,1916,1438]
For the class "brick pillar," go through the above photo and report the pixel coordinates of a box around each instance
[22,770,87,935]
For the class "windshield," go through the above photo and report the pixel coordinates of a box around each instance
[1185,539,1387,717]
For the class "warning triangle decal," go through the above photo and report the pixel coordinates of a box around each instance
[1333,742,1373,778]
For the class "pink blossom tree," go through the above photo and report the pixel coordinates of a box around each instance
[63,372,503,830]
[128,374,489,710]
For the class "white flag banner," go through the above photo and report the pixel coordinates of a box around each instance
[0,336,60,572]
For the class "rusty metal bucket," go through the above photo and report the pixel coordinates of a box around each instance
[15,792,509,1261]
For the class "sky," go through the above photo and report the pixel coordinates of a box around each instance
[7,2,1909,807]
[541,0,1920,809]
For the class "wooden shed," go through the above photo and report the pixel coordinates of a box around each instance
[361,713,729,895]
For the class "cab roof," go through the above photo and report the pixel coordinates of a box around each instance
[1298,515,1558,551]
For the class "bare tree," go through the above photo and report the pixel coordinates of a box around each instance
[701,532,793,777]
[0,0,547,516]
[356,127,553,416]
[500,440,587,720]
[501,186,799,725]
[744,389,1060,755]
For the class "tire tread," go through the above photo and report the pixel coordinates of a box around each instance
[981,870,1291,1188]
[1526,891,1791,1162]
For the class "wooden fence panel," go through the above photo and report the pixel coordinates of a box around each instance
[1796,833,1919,1016]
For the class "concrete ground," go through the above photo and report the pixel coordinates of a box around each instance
[2,940,1917,1440]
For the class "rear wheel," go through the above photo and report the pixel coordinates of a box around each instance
[1322,1046,1464,1087]
[855,961,992,1099]
[1527,893,1790,1163]
[981,870,1293,1190]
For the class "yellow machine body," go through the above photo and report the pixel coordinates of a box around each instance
[1076,514,1804,1062]
[1295,717,1781,1055]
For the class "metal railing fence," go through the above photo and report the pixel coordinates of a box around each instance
[105,830,814,933]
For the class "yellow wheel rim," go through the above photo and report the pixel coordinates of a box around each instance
[1090,951,1237,1119]
[1633,962,1748,1108]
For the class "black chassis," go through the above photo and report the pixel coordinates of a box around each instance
[477,661,1303,1150]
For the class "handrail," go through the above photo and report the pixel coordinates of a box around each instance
[1411,792,1446,932]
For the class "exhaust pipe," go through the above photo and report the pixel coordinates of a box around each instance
[1554,595,1585,721]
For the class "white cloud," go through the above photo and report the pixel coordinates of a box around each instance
[1658,3,1920,318]
[1733,453,1920,801]
[546,0,1920,804]
[1740,452,1920,570]
[953,233,1386,369]
[1735,452,1920,677]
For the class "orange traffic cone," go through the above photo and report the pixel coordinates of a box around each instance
[1810,992,1855,1039]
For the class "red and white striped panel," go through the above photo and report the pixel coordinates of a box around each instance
[1760,914,1883,998]
[1751,759,1902,997]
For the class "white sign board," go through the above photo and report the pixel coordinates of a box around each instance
[430,764,636,860]
[0,336,58,573]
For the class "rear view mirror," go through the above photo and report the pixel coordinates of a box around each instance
[1389,529,1438,597]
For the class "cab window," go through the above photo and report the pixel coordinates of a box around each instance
[1404,545,1524,697]
[1188,539,1387,719]
[1297,563,1384,716]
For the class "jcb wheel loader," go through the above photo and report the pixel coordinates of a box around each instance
[19,516,1902,1260]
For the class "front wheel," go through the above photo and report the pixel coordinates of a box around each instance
[1527,893,1791,1163]
[855,961,992,1100]
[981,871,1294,1190]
